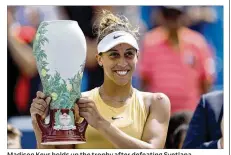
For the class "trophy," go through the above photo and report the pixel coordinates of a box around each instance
[32,20,88,145]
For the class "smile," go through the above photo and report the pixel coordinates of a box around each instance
[115,70,129,76]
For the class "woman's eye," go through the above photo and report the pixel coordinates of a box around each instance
[125,51,135,58]
[109,52,120,58]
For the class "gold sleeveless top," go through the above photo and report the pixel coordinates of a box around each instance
[75,87,148,149]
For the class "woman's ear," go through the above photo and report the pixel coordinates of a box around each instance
[136,51,140,59]
[96,54,103,67]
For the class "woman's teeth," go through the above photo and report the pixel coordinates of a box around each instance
[116,71,128,76]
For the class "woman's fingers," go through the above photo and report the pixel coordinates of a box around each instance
[30,105,45,117]
[79,111,89,118]
[45,97,52,105]
[79,107,89,112]
[78,103,88,108]
[74,104,81,121]
[30,96,51,121]
[77,99,94,108]
[36,91,46,99]
[32,98,48,111]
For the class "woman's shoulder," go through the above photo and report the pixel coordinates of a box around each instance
[137,90,171,114]
[141,91,170,102]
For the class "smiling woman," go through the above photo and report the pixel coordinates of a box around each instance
[30,10,171,149]
[97,43,137,86]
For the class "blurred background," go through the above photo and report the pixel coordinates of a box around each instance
[7,5,223,149]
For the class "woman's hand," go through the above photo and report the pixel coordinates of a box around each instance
[75,97,106,129]
[30,91,51,123]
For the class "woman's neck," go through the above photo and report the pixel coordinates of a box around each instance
[168,29,179,45]
[100,77,133,102]
[162,27,181,51]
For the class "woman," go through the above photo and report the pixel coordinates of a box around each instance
[30,10,170,149]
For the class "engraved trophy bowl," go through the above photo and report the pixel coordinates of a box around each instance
[32,20,88,145]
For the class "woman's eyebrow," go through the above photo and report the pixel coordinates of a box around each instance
[126,48,136,51]
[108,49,119,53]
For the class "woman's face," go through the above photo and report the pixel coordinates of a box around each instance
[97,43,138,86]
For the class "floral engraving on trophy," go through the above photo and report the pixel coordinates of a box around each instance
[33,22,85,130]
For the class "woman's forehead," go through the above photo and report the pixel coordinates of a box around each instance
[110,43,135,50]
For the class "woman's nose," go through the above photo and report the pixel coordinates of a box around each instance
[117,57,128,67]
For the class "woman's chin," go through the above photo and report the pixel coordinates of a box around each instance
[114,79,130,86]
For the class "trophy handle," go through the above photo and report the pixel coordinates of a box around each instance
[36,114,50,134]
[76,118,88,135]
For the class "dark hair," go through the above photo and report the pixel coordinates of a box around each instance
[159,6,183,20]
[165,111,193,149]
[93,10,139,44]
